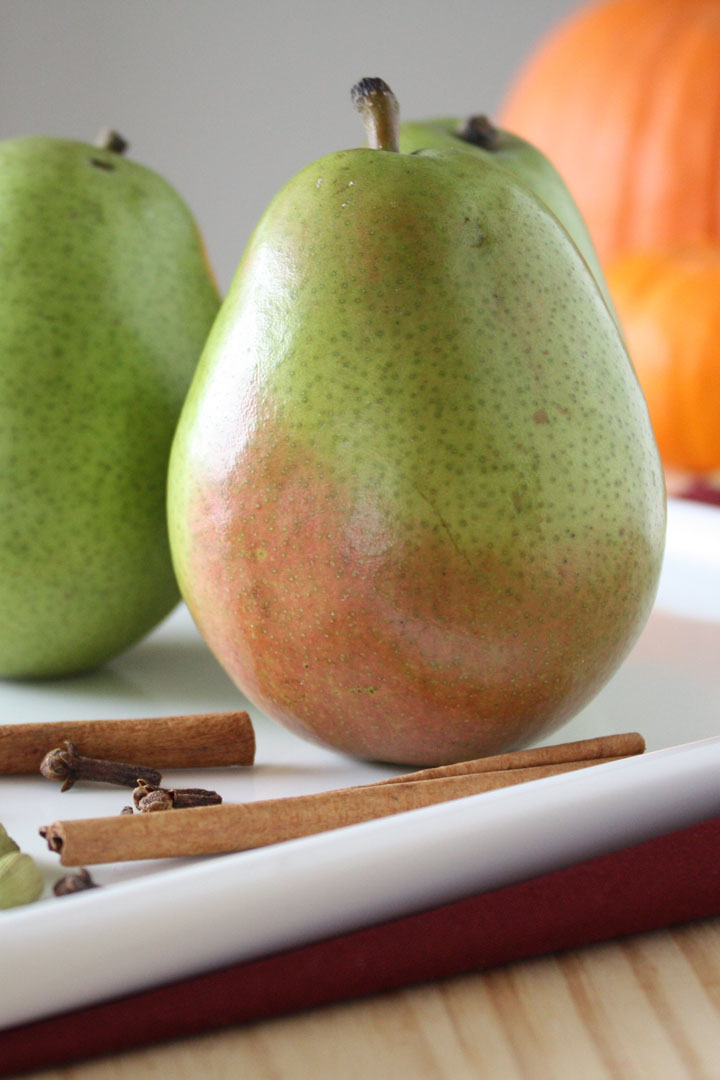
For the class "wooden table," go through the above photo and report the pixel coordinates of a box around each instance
[22,916,720,1080]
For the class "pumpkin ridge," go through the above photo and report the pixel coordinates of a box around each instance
[608,248,720,472]
[681,262,720,468]
[501,0,720,261]
[612,2,694,255]
[634,22,720,248]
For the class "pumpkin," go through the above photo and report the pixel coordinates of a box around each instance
[607,245,720,473]
[500,0,720,264]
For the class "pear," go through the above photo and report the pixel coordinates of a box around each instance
[0,130,220,677]
[399,115,620,329]
[168,79,665,766]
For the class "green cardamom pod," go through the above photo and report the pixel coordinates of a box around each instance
[0,824,20,857]
[0,851,44,909]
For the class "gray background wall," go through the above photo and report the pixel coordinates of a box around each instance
[1,0,580,291]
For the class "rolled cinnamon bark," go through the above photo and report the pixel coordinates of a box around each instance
[376,732,645,785]
[42,756,622,865]
[0,712,255,774]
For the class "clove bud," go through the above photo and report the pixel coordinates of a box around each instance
[53,868,98,896]
[40,741,162,792]
[133,779,223,812]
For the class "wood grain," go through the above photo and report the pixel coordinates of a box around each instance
[19,918,720,1080]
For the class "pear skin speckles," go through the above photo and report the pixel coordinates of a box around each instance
[168,145,665,765]
[0,136,220,677]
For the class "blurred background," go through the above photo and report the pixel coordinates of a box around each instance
[5,0,719,499]
[0,0,579,291]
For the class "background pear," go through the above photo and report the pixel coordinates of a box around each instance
[0,131,220,677]
[168,79,665,766]
[398,115,620,329]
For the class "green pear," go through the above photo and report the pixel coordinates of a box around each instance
[0,130,220,677]
[168,79,665,766]
[398,115,620,329]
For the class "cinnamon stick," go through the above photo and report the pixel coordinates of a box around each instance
[42,755,623,866]
[374,732,645,785]
[0,712,255,774]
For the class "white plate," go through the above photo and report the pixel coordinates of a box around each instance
[2,496,720,1031]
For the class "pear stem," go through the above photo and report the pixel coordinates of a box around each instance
[459,115,500,151]
[94,128,129,155]
[351,78,400,152]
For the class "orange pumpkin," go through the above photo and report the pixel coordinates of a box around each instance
[607,245,720,472]
[500,0,720,263]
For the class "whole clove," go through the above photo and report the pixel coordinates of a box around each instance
[40,741,162,792]
[53,868,99,896]
[133,778,222,812]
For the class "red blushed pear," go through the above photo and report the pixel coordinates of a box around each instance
[167,78,665,766]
